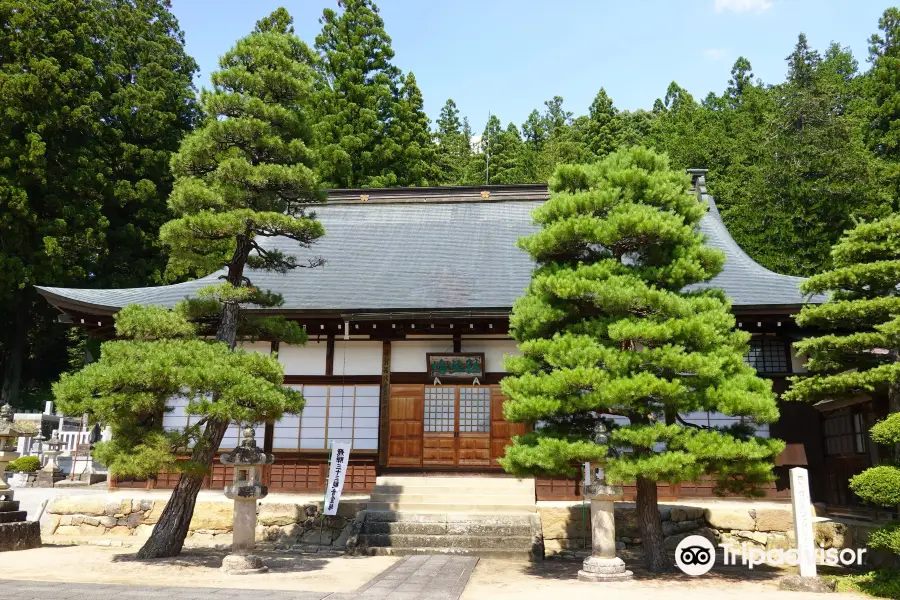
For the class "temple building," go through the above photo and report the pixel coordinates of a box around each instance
[36,170,851,505]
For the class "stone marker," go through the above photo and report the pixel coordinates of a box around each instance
[577,463,633,583]
[219,426,274,574]
[790,467,816,578]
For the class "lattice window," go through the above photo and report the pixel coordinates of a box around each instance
[424,386,456,432]
[746,337,790,373]
[459,387,491,433]
[823,409,868,456]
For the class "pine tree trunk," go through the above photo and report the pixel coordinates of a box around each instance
[136,238,250,559]
[136,417,230,558]
[1,303,28,406]
[636,476,671,573]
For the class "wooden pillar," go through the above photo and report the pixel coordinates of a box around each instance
[325,335,335,376]
[263,339,279,486]
[453,332,461,353]
[378,340,392,467]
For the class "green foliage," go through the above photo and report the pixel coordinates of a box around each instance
[54,306,304,478]
[833,569,900,599]
[500,147,783,498]
[869,522,900,555]
[313,0,402,188]
[5,455,40,472]
[850,466,900,508]
[867,8,900,164]
[787,215,900,404]
[0,0,198,407]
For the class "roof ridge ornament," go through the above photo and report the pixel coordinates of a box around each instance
[480,190,491,199]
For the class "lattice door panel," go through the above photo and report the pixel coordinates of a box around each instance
[423,386,457,465]
[457,386,491,466]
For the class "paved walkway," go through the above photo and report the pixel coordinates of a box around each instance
[0,555,479,600]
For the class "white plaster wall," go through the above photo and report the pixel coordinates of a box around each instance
[278,341,327,375]
[459,338,522,372]
[333,341,383,375]
[392,340,456,372]
[238,341,271,355]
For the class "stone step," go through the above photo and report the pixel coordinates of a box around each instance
[0,500,20,513]
[365,501,536,513]
[375,476,532,483]
[359,533,533,550]
[362,546,534,561]
[0,511,27,524]
[361,521,532,537]
[373,482,535,493]
[370,493,534,505]
[364,510,534,525]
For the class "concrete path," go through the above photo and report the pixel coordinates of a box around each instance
[0,555,479,600]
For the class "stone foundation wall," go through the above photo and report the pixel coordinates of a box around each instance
[44,496,364,550]
[539,502,860,558]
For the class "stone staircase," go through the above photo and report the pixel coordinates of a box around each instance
[365,475,537,513]
[354,475,542,560]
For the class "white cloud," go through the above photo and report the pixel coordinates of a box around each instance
[702,48,727,60]
[714,0,773,14]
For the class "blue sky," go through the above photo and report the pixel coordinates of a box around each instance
[169,0,892,131]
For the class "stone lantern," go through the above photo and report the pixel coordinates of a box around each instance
[36,431,65,487]
[0,403,36,500]
[219,425,274,574]
[578,424,633,583]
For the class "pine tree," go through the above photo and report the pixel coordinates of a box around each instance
[313,0,402,188]
[586,88,621,157]
[500,147,783,572]
[55,8,325,559]
[785,215,900,556]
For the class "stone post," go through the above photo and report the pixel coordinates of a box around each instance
[220,426,274,575]
[577,476,633,582]
[36,432,65,487]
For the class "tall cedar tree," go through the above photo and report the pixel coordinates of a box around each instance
[785,215,900,555]
[435,99,473,185]
[383,72,440,186]
[481,115,525,184]
[55,8,325,558]
[500,147,783,572]
[745,36,887,276]
[0,0,198,407]
[868,7,900,196]
[586,88,621,157]
[314,0,402,188]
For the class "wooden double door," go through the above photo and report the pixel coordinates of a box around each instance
[387,384,525,469]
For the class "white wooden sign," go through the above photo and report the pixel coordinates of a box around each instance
[790,467,817,578]
[323,442,352,516]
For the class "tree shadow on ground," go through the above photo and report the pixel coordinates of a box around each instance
[524,549,788,583]
[112,548,329,573]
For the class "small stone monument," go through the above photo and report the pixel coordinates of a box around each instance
[0,403,41,551]
[578,424,632,582]
[35,431,65,487]
[219,425,274,574]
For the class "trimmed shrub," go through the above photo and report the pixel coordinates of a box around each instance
[5,455,40,473]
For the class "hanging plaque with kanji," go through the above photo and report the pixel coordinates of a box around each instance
[426,353,485,379]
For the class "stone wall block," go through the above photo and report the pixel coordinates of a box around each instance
[48,496,108,516]
[703,507,756,531]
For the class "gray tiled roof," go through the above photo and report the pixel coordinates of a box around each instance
[36,182,814,315]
